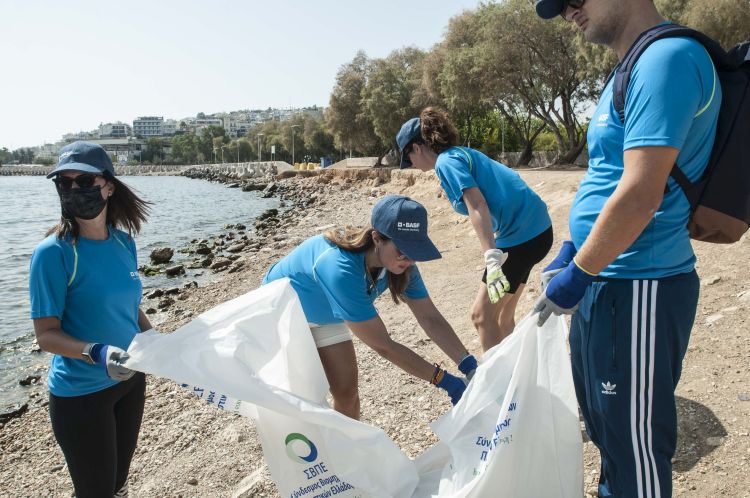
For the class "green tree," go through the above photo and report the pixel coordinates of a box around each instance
[34,156,54,166]
[682,0,750,49]
[198,126,226,163]
[0,147,11,166]
[477,0,597,164]
[142,137,164,163]
[171,134,200,164]
[303,115,337,160]
[432,10,492,146]
[326,51,380,156]
[361,47,427,162]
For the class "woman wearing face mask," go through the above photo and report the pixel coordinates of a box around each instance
[28,141,152,498]
[263,195,477,419]
[397,108,553,352]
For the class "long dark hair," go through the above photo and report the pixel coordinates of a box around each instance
[324,226,411,304]
[47,175,151,240]
[412,106,460,154]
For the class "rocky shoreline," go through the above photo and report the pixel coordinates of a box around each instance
[1,167,748,497]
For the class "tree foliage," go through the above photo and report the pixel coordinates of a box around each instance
[361,47,427,157]
[326,51,380,156]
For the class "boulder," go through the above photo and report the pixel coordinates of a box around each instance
[19,375,41,386]
[139,265,162,277]
[195,244,212,255]
[165,264,185,277]
[150,247,174,264]
[145,289,164,299]
[157,297,175,309]
[0,403,28,424]
[226,242,246,253]
[210,259,232,271]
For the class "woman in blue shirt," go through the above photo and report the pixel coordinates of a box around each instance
[29,142,152,498]
[397,108,553,351]
[263,195,477,419]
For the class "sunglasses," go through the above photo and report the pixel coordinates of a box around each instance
[53,173,102,190]
[560,0,585,18]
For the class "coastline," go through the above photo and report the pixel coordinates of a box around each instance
[1,168,748,497]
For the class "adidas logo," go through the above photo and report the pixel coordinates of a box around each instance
[601,381,617,395]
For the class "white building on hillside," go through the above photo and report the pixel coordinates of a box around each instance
[133,116,164,137]
[99,122,132,139]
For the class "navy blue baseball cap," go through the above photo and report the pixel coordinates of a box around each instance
[535,0,565,19]
[47,141,116,179]
[396,117,421,169]
[371,195,441,262]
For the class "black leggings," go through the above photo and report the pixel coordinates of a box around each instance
[49,373,146,498]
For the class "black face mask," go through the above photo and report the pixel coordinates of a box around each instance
[58,186,108,220]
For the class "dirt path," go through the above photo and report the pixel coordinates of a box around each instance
[1,169,748,497]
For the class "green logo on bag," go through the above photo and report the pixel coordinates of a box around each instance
[285,433,318,463]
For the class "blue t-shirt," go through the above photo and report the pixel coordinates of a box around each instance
[29,228,143,396]
[434,146,551,247]
[262,235,429,325]
[570,35,721,278]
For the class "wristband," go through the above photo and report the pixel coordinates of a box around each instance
[573,257,597,277]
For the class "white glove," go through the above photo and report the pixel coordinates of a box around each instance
[484,249,510,304]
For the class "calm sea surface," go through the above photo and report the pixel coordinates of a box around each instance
[0,175,279,411]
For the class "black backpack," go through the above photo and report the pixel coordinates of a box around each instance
[613,24,750,244]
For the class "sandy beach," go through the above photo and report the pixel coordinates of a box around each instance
[1,168,748,497]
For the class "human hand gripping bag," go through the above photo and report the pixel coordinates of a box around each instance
[415,314,583,497]
[125,279,419,498]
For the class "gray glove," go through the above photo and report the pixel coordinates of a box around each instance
[91,344,135,381]
[533,292,579,327]
[105,347,135,381]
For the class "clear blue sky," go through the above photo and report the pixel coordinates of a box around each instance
[1,0,483,149]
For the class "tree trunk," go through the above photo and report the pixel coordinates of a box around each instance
[516,142,534,166]
[556,138,587,165]
[375,148,392,167]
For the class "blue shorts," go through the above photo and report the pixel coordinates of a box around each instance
[570,271,699,498]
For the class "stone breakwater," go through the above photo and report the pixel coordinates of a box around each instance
[0,161,293,177]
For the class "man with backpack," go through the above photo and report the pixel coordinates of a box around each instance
[533,0,728,496]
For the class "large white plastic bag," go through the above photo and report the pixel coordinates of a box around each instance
[421,314,583,498]
[126,279,418,498]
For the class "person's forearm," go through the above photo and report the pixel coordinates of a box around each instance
[37,328,89,360]
[138,308,152,332]
[419,317,467,365]
[576,185,662,274]
[376,341,437,382]
[464,189,496,252]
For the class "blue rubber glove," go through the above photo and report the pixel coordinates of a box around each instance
[457,354,478,381]
[534,259,596,326]
[91,343,135,381]
[436,371,468,405]
[541,241,577,291]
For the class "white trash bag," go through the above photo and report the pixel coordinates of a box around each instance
[416,314,583,498]
[126,279,582,498]
[126,279,418,498]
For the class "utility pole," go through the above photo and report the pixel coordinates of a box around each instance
[257,133,264,162]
